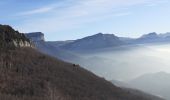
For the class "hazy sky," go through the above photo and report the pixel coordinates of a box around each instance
[1,0,170,41]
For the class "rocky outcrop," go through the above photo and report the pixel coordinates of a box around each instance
[13,40,33,47]
[0,24,33,49]
[25,32,82,63]
[25,32,45,42]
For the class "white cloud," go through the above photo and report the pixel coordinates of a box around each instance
[145,0,169,7]
[15,0,166,34]
[113,12,132,17]
[18,6,55,16]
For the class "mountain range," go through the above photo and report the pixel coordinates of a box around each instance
[1,25,165,100]
[22,28,170,100]
[26,32,170,53]
[35,32,170,52]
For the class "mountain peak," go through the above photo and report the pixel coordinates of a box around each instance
[94,33,116,37]
[141,32,158,38]
[60,33,124,51]
[96,32,103,35]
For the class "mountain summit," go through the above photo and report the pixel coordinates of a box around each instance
[140,32,159,39]
[60,33,124,51]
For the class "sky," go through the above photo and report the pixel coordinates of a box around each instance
[1,0,170,41]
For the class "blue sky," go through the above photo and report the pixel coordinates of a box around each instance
[1,0,170,41]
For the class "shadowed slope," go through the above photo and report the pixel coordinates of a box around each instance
[0,48,164,100]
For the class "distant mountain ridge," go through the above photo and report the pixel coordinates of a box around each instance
[60,33,125,51]
[159,32,170,37]
[134,32,170,44]
[44,32,170,52]
[25,32,170,61]
[141,32,159,39]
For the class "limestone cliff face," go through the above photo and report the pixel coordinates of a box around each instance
[25,32,45,42]
[13,40,33,47]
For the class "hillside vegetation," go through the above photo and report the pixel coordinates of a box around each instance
[0,48,164,100]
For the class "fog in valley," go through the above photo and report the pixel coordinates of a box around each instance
[78,44,170,81]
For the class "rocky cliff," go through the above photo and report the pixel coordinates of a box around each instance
[25,32,45,42]
[0,25,33,49]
